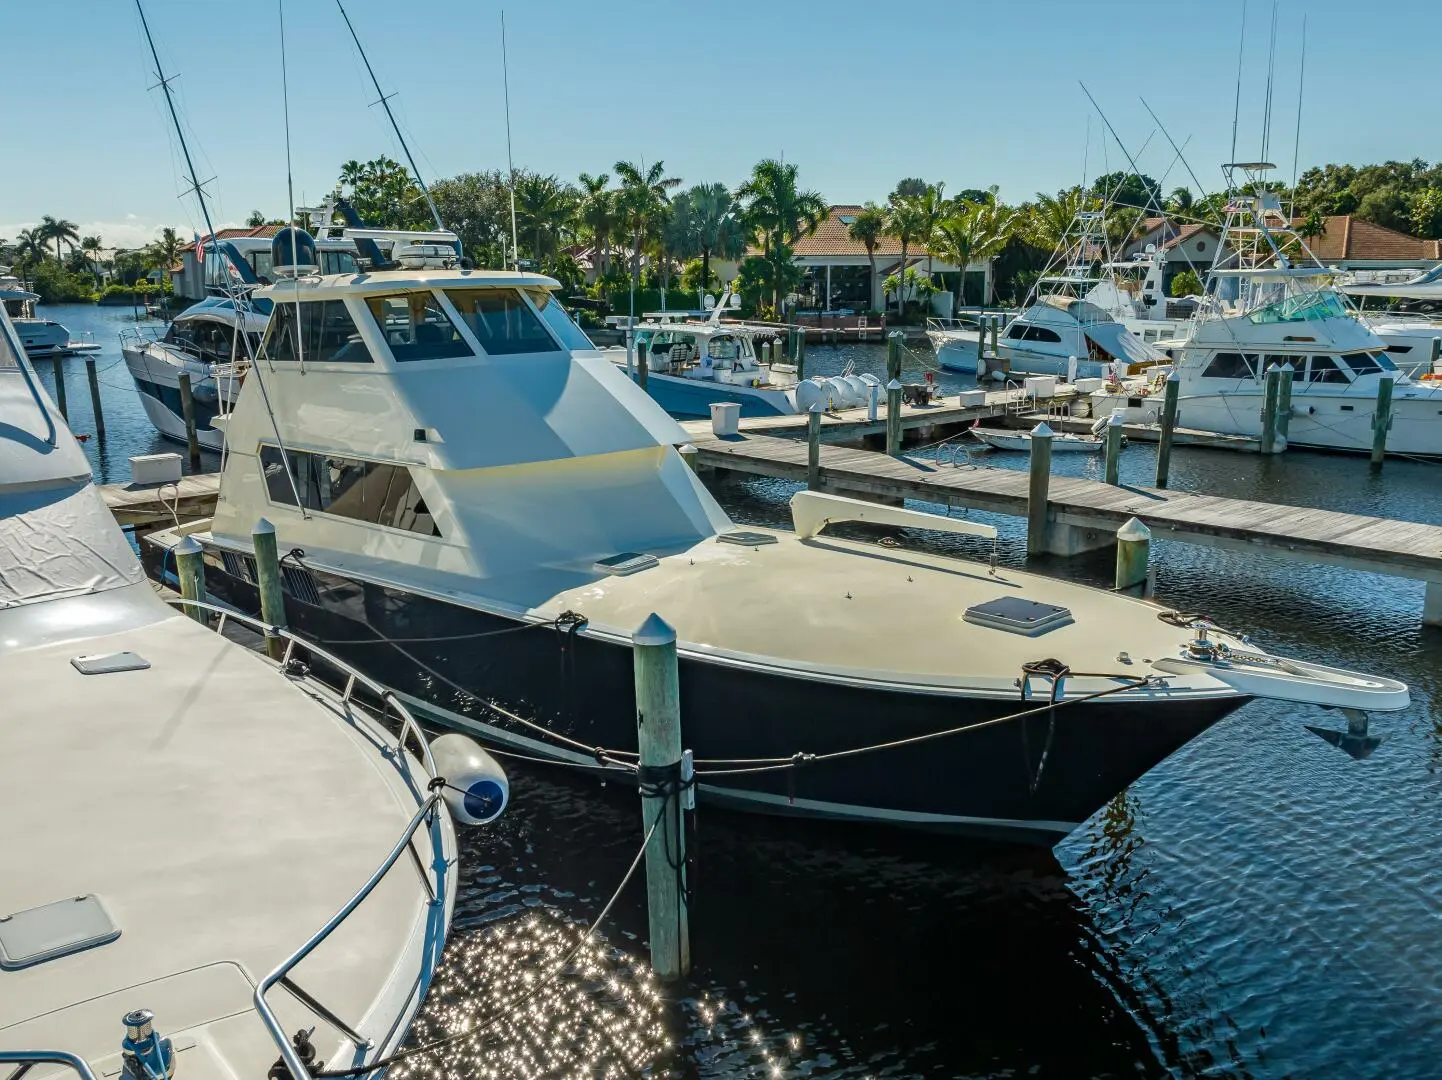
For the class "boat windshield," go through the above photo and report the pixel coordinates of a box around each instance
[444,288,562,356]
[1247,289,1348,324]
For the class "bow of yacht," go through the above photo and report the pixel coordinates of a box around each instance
[0,304,507,1080]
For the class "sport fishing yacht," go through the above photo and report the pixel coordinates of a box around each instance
[1170,164,1442,455]
[0,304,507,1080]
[929,211,1167,379]
[0,271,99,359]
[164,227,1408,845]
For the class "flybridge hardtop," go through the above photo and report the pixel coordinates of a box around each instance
[172,229,1412,843]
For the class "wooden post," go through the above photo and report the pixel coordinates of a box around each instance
[632,613,689,982]
[1115,516,1151,592]
[1026,422,1053,556]
[1260,363,1281,455]
[867,379,880,422]
[974,317,985,371]
[795,328,806,380]
[886,331,903,383]
[806,403,823,490]
[50,355,67,420]
[989,314,1000,357]
[1104,411,1125,486]
[176,371,202,468]
[252,518,288,661]
[1154,371,1179,489]
[1371,375,1395,470]
[85,357,105,441]
[174,535,207,624]
[636,338,649,392]
[1274,365,1294,445]
[885,378,903,456]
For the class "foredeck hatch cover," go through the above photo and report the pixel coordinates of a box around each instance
[717,530,779,546]
[963,597,1074,635]
[0,894,120,969]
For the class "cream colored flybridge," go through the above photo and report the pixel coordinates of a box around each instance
[0,306,503,1080]
[185,229,1409,844]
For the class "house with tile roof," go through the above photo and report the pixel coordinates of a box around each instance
[171,225,285,299]
[751,205,994,315]
[1294,215,1442,271]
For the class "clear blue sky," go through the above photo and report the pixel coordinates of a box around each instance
[3,0,1437,249]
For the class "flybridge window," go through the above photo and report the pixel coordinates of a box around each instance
[1201,352,1255,379]
[444,288,560,355]
[264,300,372,363]
[259,445,440,536]
[366,294,472,361]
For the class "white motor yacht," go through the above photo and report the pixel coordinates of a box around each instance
[151,227,1411,846]
[0,303,507,1080]
[1169,164,1442,455]
[0,271,99,359]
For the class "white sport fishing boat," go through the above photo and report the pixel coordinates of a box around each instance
[0,271,100,359]
[1171,163,1442,455]
[156,226,1410,845]
[0,303,508,1080]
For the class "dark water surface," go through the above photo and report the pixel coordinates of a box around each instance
[52,305,1442,1078]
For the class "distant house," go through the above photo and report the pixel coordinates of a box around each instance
[751,205,994,316]
[1123,219,1220,294]
[1295,215,1442,271]
[171,225,284,300]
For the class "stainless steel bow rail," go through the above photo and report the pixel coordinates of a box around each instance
[2,599,452,1080]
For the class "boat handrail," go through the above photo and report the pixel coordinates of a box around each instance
[0,1049,101,1080]
[165,597,446,1080]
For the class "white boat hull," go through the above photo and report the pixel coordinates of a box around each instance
[970,428,1103,453]
[123,343,238,451]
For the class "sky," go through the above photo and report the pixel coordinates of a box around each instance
[3,0,1439,250]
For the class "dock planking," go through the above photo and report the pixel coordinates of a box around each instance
[100,473,222,528]
[689,431,1442,619]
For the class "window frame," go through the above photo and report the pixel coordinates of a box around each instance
[256,443,442,538]
[1200,351,1257,380]
[365,292,474,363]
[442,286,565,357]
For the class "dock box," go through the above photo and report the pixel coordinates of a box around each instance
[1024,375,1058,399]
[710,402,741,437]
[1073,378,1106,393]
[957,389,987,408]
[129,453,183,486]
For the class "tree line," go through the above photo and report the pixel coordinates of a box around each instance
[0,218,186,303]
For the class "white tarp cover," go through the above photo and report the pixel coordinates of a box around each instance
[1083,320,1166,366]
[0,483,143,608]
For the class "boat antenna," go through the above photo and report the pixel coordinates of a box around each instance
[1260,0,1279,165]
[133,0,306,512]
[334,0,448,241]
[1080,115,1090,192]
[1289,13,1307,217]
[1140,96,1215,214]
[501,10,520,271]
[278,0,304,376]
[1229,0,1247,165]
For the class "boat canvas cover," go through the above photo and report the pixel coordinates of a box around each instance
[0,484,143,608]
[1083,319,1165,366]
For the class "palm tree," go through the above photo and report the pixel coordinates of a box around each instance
[931,194,1015,311]
[39,215,80,262]
[885,188,928,314]
[847,203,887,312]
[339,159,367,191]
[1023,188,1088,253]
[578,172,614,278]
[79,235,103,286]
[146,227,183,275]
[613,159,681,305]
[671,183,744,295]
[1165,186,1195,214]
[513,173,578,267]
[735,159,826,309]
[14,228,46,265]
[912,182,947,279]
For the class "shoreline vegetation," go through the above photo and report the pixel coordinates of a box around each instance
[6,157,1440,318]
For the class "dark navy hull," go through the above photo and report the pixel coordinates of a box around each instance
[185,548,1245,844]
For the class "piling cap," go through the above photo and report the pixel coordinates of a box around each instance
[1165,369,1180,383]
[633,612,676,646]
[678,443,698,456]
[886,378,903,390]
[253,517,275,536]
[1117,516,1151,541]
[174,536,202,556]
[1107,410,1126,426]
[809,401,826,413]
[1030,421,1054,438]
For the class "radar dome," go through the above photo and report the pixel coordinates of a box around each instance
[270,227,319,278]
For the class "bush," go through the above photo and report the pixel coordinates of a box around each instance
[30,261,96,304]
[603,287,701,315]
[1170,269,1204,297]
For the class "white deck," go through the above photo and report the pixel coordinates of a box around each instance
[0,605,452,1078]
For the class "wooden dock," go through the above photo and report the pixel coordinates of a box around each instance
[1004,411,1264,453]
[690,431,1442,621]
[101,473,221,528]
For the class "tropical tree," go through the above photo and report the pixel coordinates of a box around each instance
[845,203,887,310]
[736,159,827,310]
[13,228,46,265]
[931,191,1015,310]
[39,215,80,262]
[513,173,578,267]
[1021,187,1088,253]
[1170,268,1203,297]
[578,172,615,278]
[337,156,424,230]
[911,182,948,279]
[430,170,515,269]
[79,235,104,286]
[884,185,928,313]
[1165,187,1195,214]
[670,182,744,296]
[614,159,681,310]
[145,227,183,274]
[246,210,266,227]
[1409,187,1442,240]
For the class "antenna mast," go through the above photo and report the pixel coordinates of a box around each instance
[1289,14,1307,216]
[501,10,520,271]
[1260,0,1279,164]
[1229,0,1247,165]
[335,0,447,240]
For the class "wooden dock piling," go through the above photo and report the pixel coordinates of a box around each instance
[796,329,806,379]
[1026,422,1053,556]
[1154,372,1179,488]
[175,535,207,623]
[85,358,105,441]
[989,315,999,357]
[1371,376,1394,470]
[886,331,903,383]
[636,339,649,391]
[176,371,201,468]
[252,518,288,661]
[1104,411,1124,486]
[50,356,67,420]
[1260,364,1281,454]
[974,320,985,370]
[885,379,903,456]
[806,404,823,490]
[632,613,690,982]
[1115,517,1151,592]
[1275,366,1294,445]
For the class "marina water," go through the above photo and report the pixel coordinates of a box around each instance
[52,302,1442,1078]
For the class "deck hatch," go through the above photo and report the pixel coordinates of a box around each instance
[593,552,658,576]
[70,652,150,675]
[0,894,120,969]
[963,597,1073,636]
[717,530,778,547]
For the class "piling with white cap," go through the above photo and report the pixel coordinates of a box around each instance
[885,378,904,456]
[1104,411,1125,486]
[252,518,288,660]
[1027,422,1054,556]
[1115,516,1152,592]
[174,535,207,623]
[806,401,825,490]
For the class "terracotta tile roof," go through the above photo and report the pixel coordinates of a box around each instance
[751,205,927,259]
[1159,223,1213,251]
[180,225,284,253]
[1294,215,1439,263]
